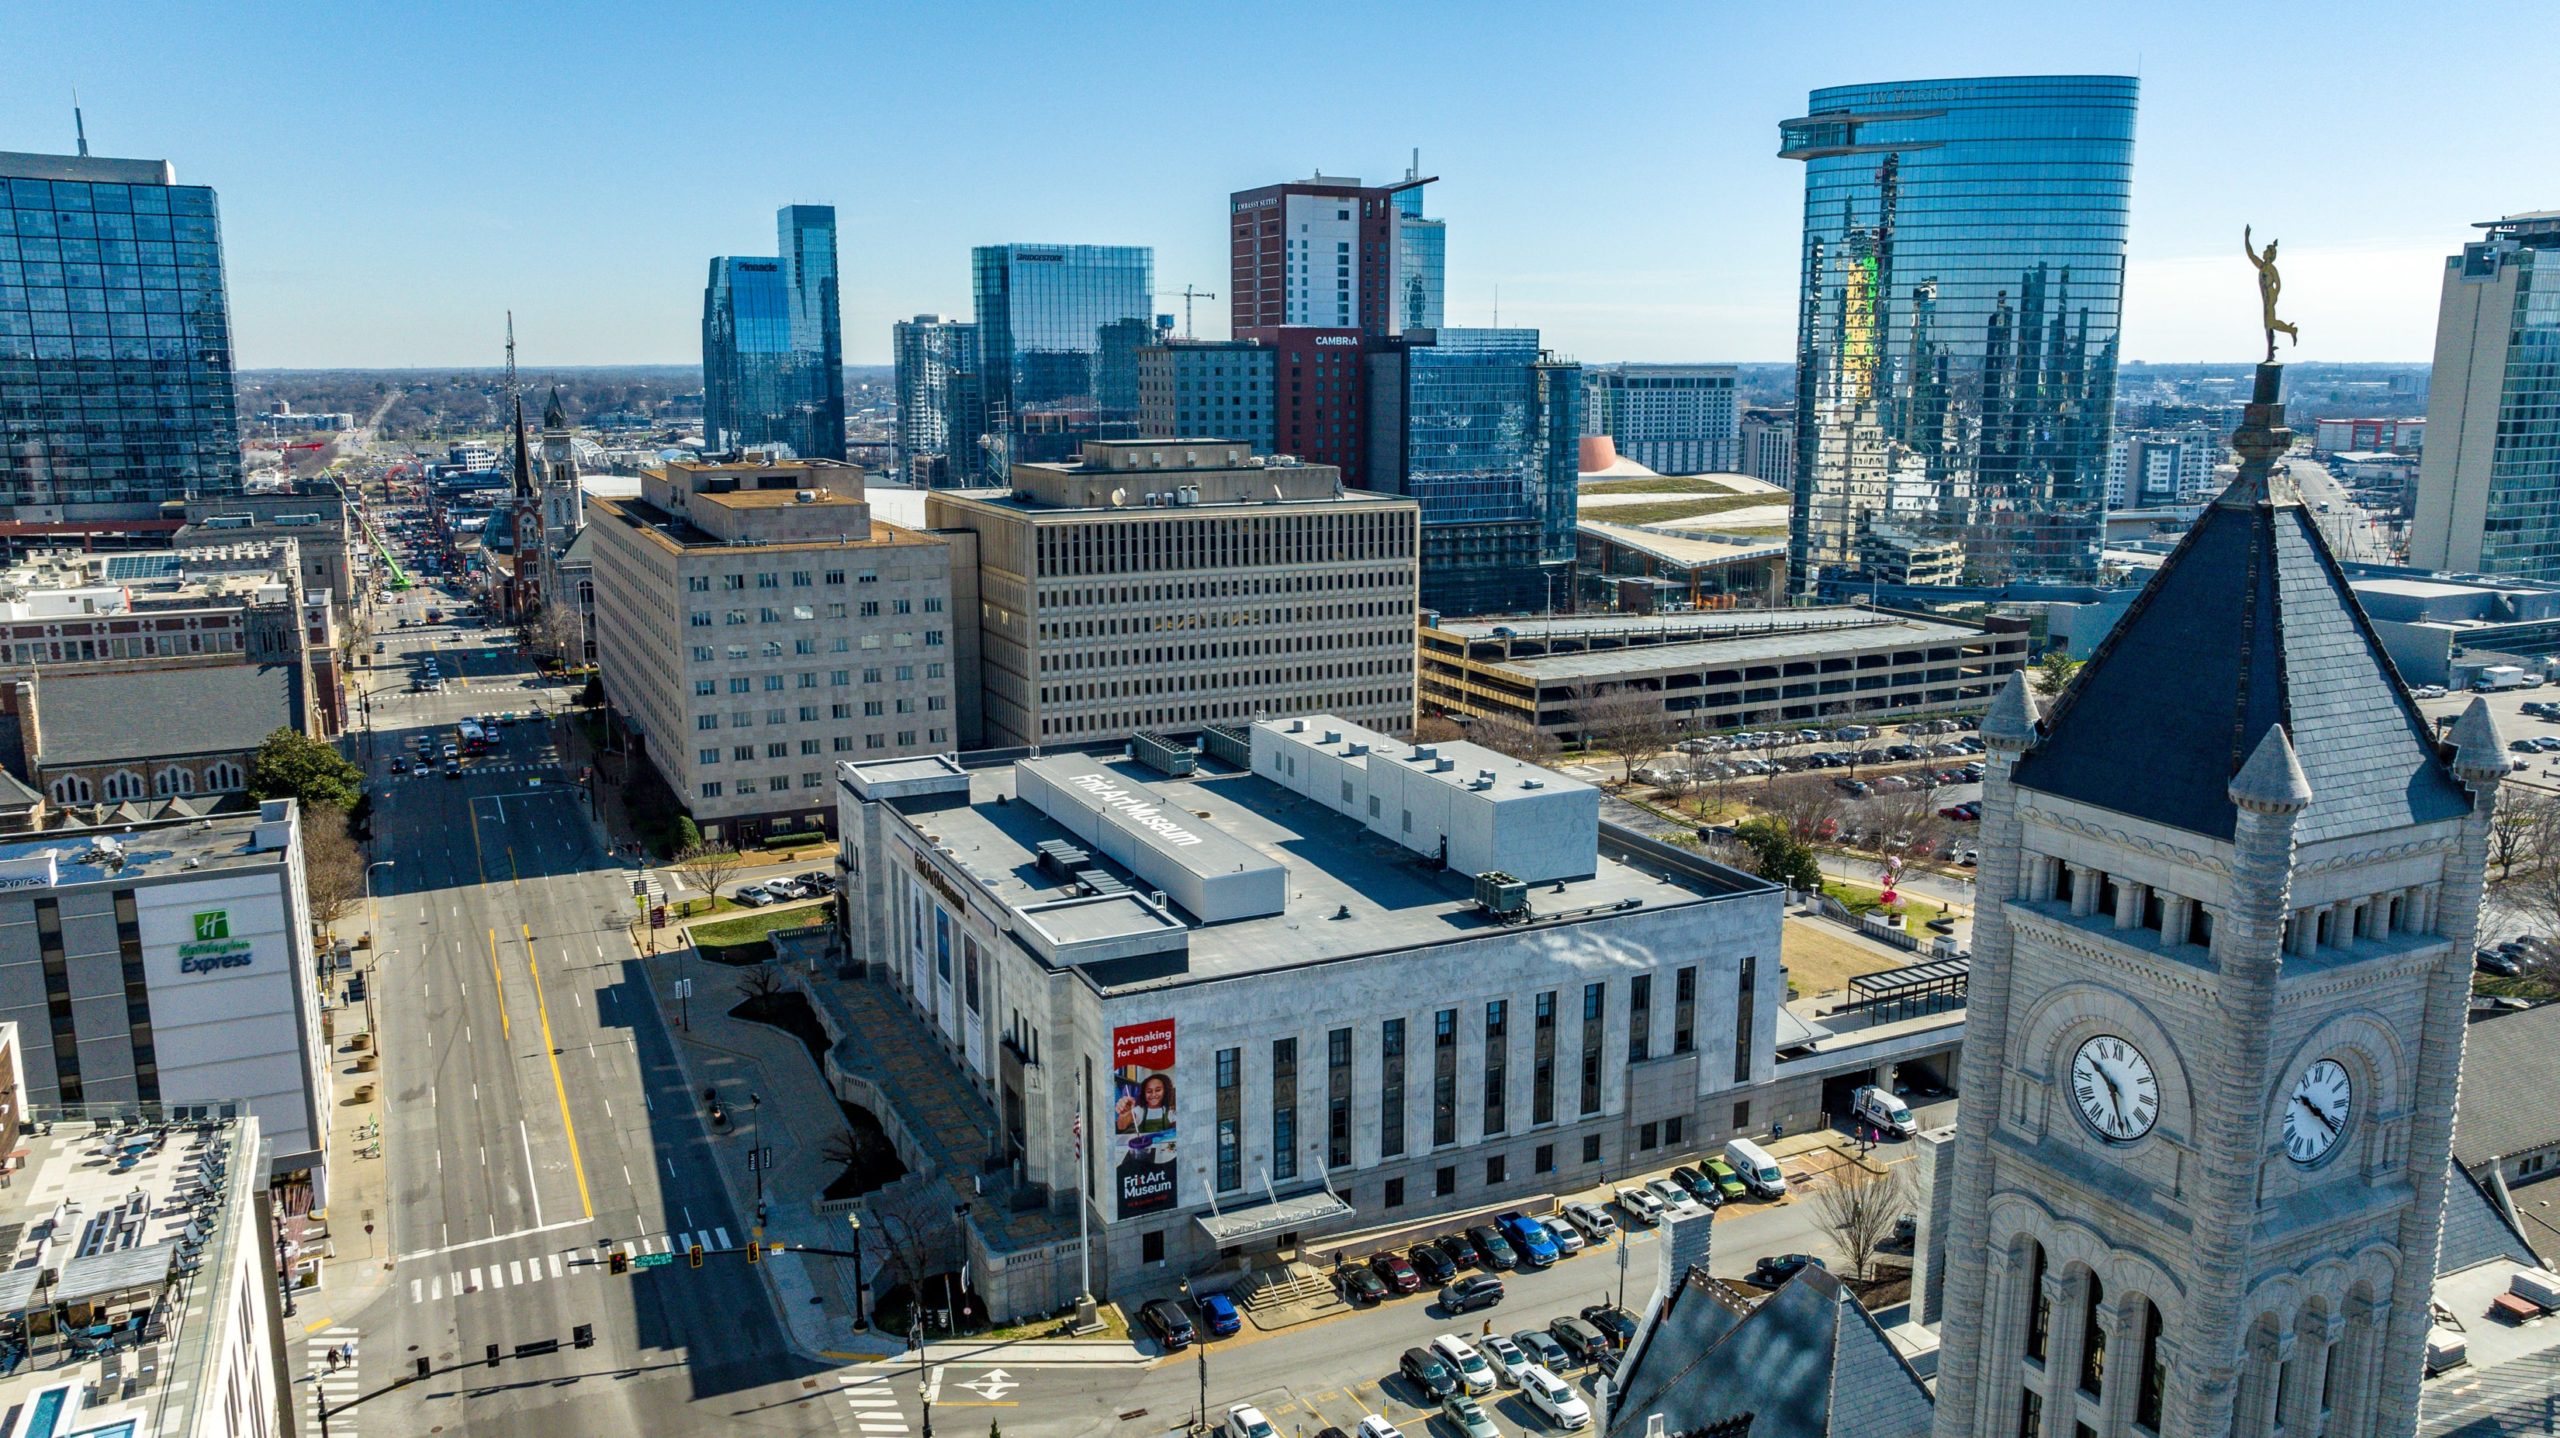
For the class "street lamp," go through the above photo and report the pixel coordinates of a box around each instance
[1179,1276,1207,1433]
[846,1212,866,1329]
[748,1091,766,1230]
[362,861,394,1036]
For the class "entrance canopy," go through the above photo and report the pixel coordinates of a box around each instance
[1194,1188,1353,1248]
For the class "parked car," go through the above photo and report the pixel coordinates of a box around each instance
[1517,1366,1590,1430]
[1851,1084,1918,1139]
[1436,1234,1481,1272]
[1196,1290,1242,1336]
[1613,1186,1664,1226]
[1751,1253,1827,1287]
[735,884,778,907]
[1371,1250,1423,1294]
[1225,1404,1277,1438]
[1338,1264,1388,1306]
[1701,1157,1749,1203]
[762,877,808,901]
[1511,1328,1570,1373]
[1482,1331,1533,1386]
[1581,1304,1639,1351]
[1562,1201,1619,1243]
[1440,1395,1500,1438]
[1548,1315,1611,1364]
[1401,1347,1458,1399]
[1140,1298,1194,1350]
[1440,1275,1506,1315]
[1541,1216,1585,1256]
[1433,1335,1499,1395]
[1669,1166,1720,1206]
[2478,948,2527,978]
[1465,1225,1519,1271]
[1355,1419,1403,1438]
[1645,1177,1705,1217]
[1496,1213,1557,1268]
[1408,1242,1458,1284]
[795,870,838,894]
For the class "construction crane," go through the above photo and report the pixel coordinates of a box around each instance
[1158,286,1217,340]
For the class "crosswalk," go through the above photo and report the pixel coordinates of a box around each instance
[842,1372,911,1436]
[305,1325,361,1436]
[405,1229,734,1305]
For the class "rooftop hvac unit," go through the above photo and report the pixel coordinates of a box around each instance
[1473,871,1529,922]
[795,490,818,503]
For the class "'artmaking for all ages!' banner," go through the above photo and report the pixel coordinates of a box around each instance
[1111,1019,1179,1218]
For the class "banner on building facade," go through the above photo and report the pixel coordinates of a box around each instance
[1111,1018,1178,1218]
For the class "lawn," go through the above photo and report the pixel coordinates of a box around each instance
[1781,917,1914,998]
[1581,494,1785,527]
[688,904,830,948]
[1581,476,1730,496]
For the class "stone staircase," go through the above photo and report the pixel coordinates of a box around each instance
[1237,1261,1333,1313]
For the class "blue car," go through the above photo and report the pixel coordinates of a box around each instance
[1498,1212,1560,1269]
[1195,1290,1242,1337]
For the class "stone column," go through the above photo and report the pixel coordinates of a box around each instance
[2037,1270,2091,1438]
[2283,1308,2337,1436]
[2167,725,2310,1438]
[2095,1297,2147,1436]
[2070,864,2101,918]
[1931,672,2044,1438]
[2328,1293,2389,1438]
[1975,1240,2030,1438]
[2232,1322,2290,1438]
[2114,879,2145,930]
[2159,894,2191,951]
[2376,705,2509,1435]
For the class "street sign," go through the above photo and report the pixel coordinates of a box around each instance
[632,1252,674,1268]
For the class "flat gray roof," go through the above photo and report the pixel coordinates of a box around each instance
[1431,606,1923,643]
[1488,619,1997,684]
[894,756,1758,992]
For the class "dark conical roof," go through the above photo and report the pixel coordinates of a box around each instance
[2012,460,2471,844]
[543,385,567,430]
[510,395,536,499]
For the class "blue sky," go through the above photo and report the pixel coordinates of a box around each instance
[5,1,2541,368]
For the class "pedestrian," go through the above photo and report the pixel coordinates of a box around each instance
[1481,1318,1492,1337]
[324,1349,338,1372]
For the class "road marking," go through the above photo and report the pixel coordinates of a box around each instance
[428,1275,441,1301]
[302,1315,337,1334]
[510,1259,525,1285]
[469,1266,482,1290]
[519,1120,544,1228]
[603,1100,611,1119]
[410,1279,421,1303]
[549,1252,564,1278]
[394,1216,590,1261]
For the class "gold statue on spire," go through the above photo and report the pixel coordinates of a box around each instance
[2245,226,2298,362]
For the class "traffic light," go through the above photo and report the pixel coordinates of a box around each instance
[688,1243,704,1269]
[746,1240,761,1266]
[414,1357,431,1382]
[485,1343,500,1369]
[608,1250,629,1275]
[572,1324,594,1350]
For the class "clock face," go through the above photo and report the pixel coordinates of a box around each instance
[2283,1058,2353,1166]
[2070,1034,2160,1143]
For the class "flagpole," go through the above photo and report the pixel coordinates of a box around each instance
[1073,1065,1097,1329]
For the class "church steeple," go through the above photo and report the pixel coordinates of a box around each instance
[511,394,536,500]
[542,385,567,432]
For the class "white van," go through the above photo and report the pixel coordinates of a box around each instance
[1850,1085,1917,1139]
[1723,1138,1787,1199]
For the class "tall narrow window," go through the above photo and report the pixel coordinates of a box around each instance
[1733,956,1757,1084]
[1483,1000,1508,1135]
[1581,983,1605,1116]
[35,898,77,1103]
[1215,1047,1242,1193]
[1628,974,1653,1063]
[1673,966,1697,1055]
[113,891,157,1102]
[1271,1038,1299,1182]
[1532,991,1557,1126]
[1380,1019,1406,1158]
[2137,1299,2165,1429]
[2078,1273,2106,1397]
[1327,1027,1353,1168]
[2024,1241,2051,1362]
[1433,1008,1458,1146]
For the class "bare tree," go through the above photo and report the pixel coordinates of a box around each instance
[672,842,748,910]
[1413,713,1467,746]
[866,1181,964,1324]
[302,804,367,932]
[2489,789,2553,879]
[1809,1166,1911,1283]
[529,601,587,668]
[1576,685,1678,785]
[1466,708,1562,763]
[1867,783,1955,868]
[735,962,786,1006]
[1758,774,1844,847]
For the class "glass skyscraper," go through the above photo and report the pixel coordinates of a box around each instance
[1395,184,1446,333]
[1367,328,1581,616]
[971,244,1154,468]
[1780,75,2137,590]
[702,205,844,460]
[0,150,243,513]
[891,314,984,486]
[2411,213,2560,580]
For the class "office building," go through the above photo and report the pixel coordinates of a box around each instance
[1576,521,1787,613]
[972,244,1155,470]
[892,315,986,485]
[924,440,1417,746]
[2314,416,2424,456]
[1740,406,1796,490]
[836,715,1785,1296]
[2411,212,2560,580]
[1780,76,2137,591]
[1247,327,1373,483]
[1583,365,1740,475]
[2106,426,2220,508]
[0,801,332,1205]
[586,459,961,845]
[1928,379,2499,1438]
[1418,606,2025,741]
[1366,329,1581,616]
[0,149,244,516]
[0,1079,290,1438]
[1229,166,1440,337]
[1135,339,1274,453]
[702,205,845,461]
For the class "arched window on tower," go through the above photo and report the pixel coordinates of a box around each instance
[2023,1240,2051,1362]
[2079,1272,2107,1397]
[2137,1298,2165,1429]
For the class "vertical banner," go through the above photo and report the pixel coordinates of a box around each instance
[1111,1019,1179,1218]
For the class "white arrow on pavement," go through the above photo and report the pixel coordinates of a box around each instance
[958,1369,1015,1401]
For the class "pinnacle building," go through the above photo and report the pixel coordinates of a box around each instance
[0,149,244,516]
[1780,76,2136,591]
[702,204,845,461]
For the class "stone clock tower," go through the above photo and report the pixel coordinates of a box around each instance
[1929,362,2508,1438]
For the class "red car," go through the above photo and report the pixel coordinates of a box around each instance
[1370,1250,1422,1294]
[1939,802,1981,822]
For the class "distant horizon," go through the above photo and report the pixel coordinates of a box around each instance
[235,357,2436,376]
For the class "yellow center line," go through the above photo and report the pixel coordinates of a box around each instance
[517,871,594,1220]
[484,928,509,1039]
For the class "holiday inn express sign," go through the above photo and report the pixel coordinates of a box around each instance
[179,909,256,973]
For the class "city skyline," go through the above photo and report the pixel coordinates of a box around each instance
[4,1,2544,369]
